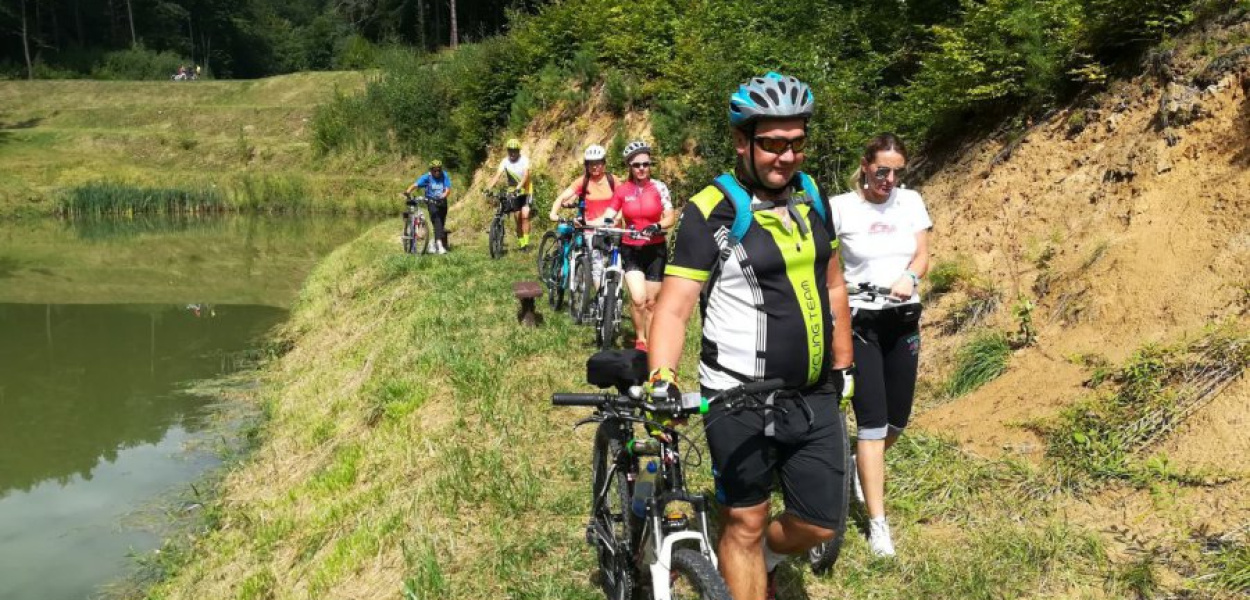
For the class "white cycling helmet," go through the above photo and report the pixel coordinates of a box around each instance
[622,140,651,162]
[583,144,607,162]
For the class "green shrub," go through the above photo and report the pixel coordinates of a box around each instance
[604,69,632,116]
[91,46,190,80]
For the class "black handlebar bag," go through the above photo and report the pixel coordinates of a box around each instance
[586,349,648,394]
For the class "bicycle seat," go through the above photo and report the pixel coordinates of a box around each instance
[586,349,648,393]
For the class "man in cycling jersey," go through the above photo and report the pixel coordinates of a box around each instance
[404,160,452,254]
[487,138,534,250]
[647,73,854,600]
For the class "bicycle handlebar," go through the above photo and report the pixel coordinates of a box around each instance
[848,282,903,301]
[550,378,786,416]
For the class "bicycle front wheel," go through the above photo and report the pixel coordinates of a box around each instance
[489,216,505,259]
[570,251,593,325]
[667,548,732,600]
[807,410,852,575]
[536,231,557,282]
[591,421,635,600]
[597,276,620,350]
[413,216,428,255]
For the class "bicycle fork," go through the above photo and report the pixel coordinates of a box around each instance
[641,503,718,600]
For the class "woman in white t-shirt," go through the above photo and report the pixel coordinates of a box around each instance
[831,133,931,558]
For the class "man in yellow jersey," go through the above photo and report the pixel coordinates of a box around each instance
[647,73,855,600]
[487,138,534,250]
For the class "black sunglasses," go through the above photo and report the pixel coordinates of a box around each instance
[629,161,652,169]
[754,135,807,155]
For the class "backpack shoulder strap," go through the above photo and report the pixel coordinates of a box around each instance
[795,171,826,222]
[711,173,754,246]
[607,174,616,191]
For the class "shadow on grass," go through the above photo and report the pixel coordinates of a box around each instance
[0,115,43,149]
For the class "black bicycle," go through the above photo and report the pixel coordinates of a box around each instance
[553,357,786,600]
[401,194,429,255]
[486,189,518,259]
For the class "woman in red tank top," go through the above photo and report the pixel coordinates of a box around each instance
[603,141,675,351]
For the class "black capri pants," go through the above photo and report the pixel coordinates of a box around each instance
[849,304,921,441]
[427,199,448,247]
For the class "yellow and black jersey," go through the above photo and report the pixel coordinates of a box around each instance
[666,182,839,391]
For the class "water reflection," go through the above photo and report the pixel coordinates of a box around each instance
[0,214,377,600]
[0,303,285,498]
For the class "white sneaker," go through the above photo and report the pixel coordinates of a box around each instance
[868,517,896,557]
[438,242,448,255]
[851,454,865,504]
[427,241,437,253]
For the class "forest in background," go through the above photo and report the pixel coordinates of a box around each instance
[312,0,1245,195]
[0,0,544,79]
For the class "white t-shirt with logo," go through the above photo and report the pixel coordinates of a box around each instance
[831,188,932,309]
[497,155,532,195]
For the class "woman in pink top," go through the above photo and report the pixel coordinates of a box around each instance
[551,144,619,288]
[603,141,675,351]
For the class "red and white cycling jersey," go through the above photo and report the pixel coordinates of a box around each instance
[608,179,672,247]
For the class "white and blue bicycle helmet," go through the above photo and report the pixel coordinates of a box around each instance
[728,72,815,130]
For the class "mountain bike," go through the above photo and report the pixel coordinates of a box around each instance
[401,194,429,255]
[486,190,518,259]
[553,361,786,600]
[806,281,896,575]
[589,227,644,350]
[536,219,580,311]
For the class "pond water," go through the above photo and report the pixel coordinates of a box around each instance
[0,215,378,600]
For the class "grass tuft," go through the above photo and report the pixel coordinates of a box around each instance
[943,330,1011,398]
[927,256,975,296]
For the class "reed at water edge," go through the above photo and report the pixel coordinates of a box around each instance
[60,181,227,217]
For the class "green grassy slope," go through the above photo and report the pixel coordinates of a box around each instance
[0,73,416,216]
[141,232,1191,600]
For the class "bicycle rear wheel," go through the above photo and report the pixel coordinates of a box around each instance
[489,215,505,259]
[590,421,635,600]
[667,548,732,600]
[807,410,852,575]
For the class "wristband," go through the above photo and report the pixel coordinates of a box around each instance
[904,270,919,285]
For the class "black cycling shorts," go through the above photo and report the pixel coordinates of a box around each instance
[702,379,849,530]
[507,194,532,213]
[621,244,666,282]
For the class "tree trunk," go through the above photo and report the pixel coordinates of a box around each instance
[74,0,84,47]
[125,0,136,47]
[417,0,426,50]
[20,0,33,80]
[448,0,457,48]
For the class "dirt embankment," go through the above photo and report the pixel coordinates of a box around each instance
[910,17,1250,582]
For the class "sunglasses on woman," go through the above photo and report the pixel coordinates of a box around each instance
[753,135,807,155]
[871,166,906,180]
[629,161,652,169]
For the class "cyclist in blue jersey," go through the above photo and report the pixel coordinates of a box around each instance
[404,160,452,254]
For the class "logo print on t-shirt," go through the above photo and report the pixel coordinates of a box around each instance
[869,222,896,234]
